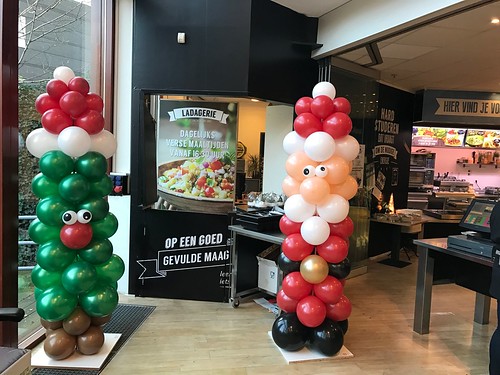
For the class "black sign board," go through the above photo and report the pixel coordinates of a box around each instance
[136,210,231,302]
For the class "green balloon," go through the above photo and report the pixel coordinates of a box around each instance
[95,255,125,285]
[59,173,90,203]
[75,152,108,181]
[61,261,98,295]
[39,151,74,182]
[31,264,62,291]
[88,175,113,198]
[79,239,113,265]
[91,213,118,240]
[36,286,78,322]
[36,240,76,272]
[32,173,59,198]
[29,219,60,244]
[36,196,72,226]
[79,197,109,222]
[79,284,118,317]
[34,287,43,300]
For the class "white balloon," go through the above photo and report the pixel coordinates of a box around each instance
[57,126,91,157]
[284,194,316,223]
[312,81,336,99]
[316,194,349,223]
[300,216,330,245]
[334,135,360,161]
[304,131,335,162]
[26,128,60,158]
[53,66,75,85]
[90,130,117,159]
[283,131,305,154]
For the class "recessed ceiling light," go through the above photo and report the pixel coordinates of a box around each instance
[491,18,499,24]
[250,98,259,102]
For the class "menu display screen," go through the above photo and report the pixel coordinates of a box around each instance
[412,127,500,149]
[460,199,496,234]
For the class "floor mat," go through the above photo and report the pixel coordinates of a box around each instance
[31,303,156,375]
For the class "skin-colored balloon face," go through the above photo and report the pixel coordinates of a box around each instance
[300,255,329,284]
[323,155,350,185]
[282,175,300,197]
[330,175,359,200]
[77,325,105,355]
[285,151,318,182]
[44,328,77,360]
[299,176,330,205]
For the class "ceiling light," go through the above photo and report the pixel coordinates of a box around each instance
[491,18,500,24]
[250,98,259,102]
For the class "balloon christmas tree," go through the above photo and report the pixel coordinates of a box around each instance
[271,81,359,356]
[26,66,123,360]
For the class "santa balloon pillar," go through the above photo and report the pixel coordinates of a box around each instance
[271,81,359,356]
[26,66,123,360]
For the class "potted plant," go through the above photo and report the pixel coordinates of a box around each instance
[246,154,262,179]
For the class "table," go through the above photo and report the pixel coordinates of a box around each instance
[370,215,461,267]
[413,237,493,334]
[228,225,285,307]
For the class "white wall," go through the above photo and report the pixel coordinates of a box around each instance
[262,105,294,194]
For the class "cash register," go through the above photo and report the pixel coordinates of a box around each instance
[447,199,497,258]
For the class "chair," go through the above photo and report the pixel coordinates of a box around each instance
[0,308,24,322]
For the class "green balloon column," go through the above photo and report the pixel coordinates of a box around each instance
[26,66,123,360]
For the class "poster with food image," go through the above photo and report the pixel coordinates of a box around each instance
[412,126,465,147]
[156,100,238,212]
[465,129,500,148]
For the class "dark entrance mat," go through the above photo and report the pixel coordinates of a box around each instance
[32,303,156,375]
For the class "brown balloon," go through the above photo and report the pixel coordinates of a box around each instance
[40,318,62,330]
[63,307,91,336]
[300,254,329,284]
[77,325,105,355]
[91,313,112,326]
[44,328,76,360]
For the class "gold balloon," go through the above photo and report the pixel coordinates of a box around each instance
[63,307,91,336]
[77,325,105,355]
[300,255,329,284]
[44,328,76,360]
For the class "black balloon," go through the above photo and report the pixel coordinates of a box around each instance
[337,319,348,335]
[278,252,301,275]
[328,258,351,279]
[271,313,308,351]
[309,318,344,356]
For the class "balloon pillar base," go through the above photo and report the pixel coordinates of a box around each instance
[267,331,353,363]
[31,333,121,370]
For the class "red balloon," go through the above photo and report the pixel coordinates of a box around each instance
[59,91,88,118]
[316,235,349,263]
[281,233,314,261]
[326,295,352,322]
[328,216,354,239]
[46,79,69,99]
[295,96,313,115]
[75,110,105,135]
[68,77,90,95]
[60,223,93,249]
[35,93,59,114]
[313,275,343,305]
[310,95,335,120]
[279,215,301,236]
[276,289,299,313]
[323,112,353,139]
[86,93,104,113]
[293,113,323,138]
[333,97,351,114]
[296,295,327,328]
[282,271,313,300]
[41,108,73,134]
[339,279,346,286]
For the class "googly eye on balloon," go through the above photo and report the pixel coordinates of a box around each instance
[77,209,92,224]
[315,165,328,178]
[62,210,77,225]
[302,165,316,178]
